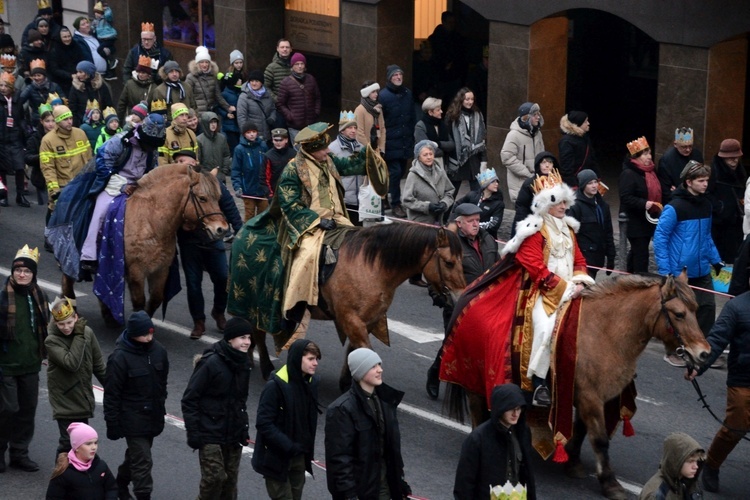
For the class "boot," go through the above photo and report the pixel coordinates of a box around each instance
[211,308,227,332]
[116,475,133,500]
[426,364,440,399]
[190,319,205,339]
[16,195,31,208]
[702,464,719,492]
[134,493,150,500]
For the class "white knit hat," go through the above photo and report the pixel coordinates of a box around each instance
[229,50,243,64]
[195,46,211,63]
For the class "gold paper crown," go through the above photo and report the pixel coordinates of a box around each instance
[531,168,564,195]
[15,244,40,264]
[30,59,46,71]
[141,22,155,34]
[93,1,104,12]
[0,54,17,69]
[85,99,100,111]
[137,55,153,68]
[626,136,650,156]
[150,99,167,112]
[38,0,52,9]
[50,297,75,321]
[103,106,117,119]
[46,92,61,105]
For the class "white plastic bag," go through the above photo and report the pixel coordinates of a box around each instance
[358,178,382,220]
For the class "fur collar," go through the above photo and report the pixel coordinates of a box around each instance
[559,114,585,137]
[502,214,579,257]
[188,60,220,77]
[71,72,104,92]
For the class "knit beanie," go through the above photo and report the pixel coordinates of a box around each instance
[518,102,534,118]
[137,113,166,146]
[242,122,259,133]
[567,110,588,127]
[195,45,211,63]
[223,317,251,341]
[0,34,14,50]
[104,108,119,126]
[247,69,264,82]
[76,60,97,78]
[125,310,155,338]
[290,53,306,66]
[27,29,42,44]
[12,245,38,277]
[348,348,382,382]
[577,169,598,188]
[386,64,403,82]
[162,60,181,75]
[132,102,149,120]
[67,422,98,451]
[53,105,73,123]
[229,50,244,64]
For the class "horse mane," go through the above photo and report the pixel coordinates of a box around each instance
[138,164,221,199]
[341,223,462,271]
[582,273,698,309]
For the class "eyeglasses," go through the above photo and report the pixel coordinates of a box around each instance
[13,268,33,275]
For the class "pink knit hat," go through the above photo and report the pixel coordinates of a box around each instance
[67,422,98,450]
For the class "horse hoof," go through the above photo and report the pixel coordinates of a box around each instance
[564,461,586,479]
[602,481,628,500]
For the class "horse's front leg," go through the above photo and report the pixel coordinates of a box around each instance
[144,268,170,317]
[61,274,75,303]
[564,413,589,479]
[578,398,627,500]
[127,267,147,312]
[335,315,372,393]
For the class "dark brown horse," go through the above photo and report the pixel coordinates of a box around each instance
[446,271,711,499]
[61,164,228,321]
[251,223,467,391]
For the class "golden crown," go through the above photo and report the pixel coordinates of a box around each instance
[85,99,100,111]
[626,136,650,156]
[30,59,46,71]
[38,0,52,9]
[137,55,153,68]
[50,296,75,321]
[531,168,564,195]
[15,244,40,264]
[93,1,104,12]
[141,22,155,33]
[46,92,61,105]
[103,106,117,118]
[0,54,16,69]
[150,99,167,112]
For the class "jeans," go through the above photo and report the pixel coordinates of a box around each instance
[0,372,39,461]
[387,158,406,207]
[178,240,228,321]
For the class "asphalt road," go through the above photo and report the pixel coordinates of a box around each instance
[0,196,747,500]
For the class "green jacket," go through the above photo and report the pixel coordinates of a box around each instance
[639,432,704,500]
[44,317,106,419]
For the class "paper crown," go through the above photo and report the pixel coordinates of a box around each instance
[531,168,564,195]
[85,99,100,111]
[137,55,158,70]
[141,22,154,34]
[150,99,167,112]
[338,110,355,124]
[93,1,104,12]
[476,168,498,189]
[38,0,52,9]
[103,106,117,119]
[30,59,46,71]
[15,244,40,264]
[0,54,16,69]
[50,296,75,321]
[626,136,650,156]
[46,92,63,106]
[38,102,53,116]
[674,127,694,145]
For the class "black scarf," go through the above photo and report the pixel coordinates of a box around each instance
[386,81,404,94]
[421,112,450,143]
[165,80,185,104]
[292,72,305,82]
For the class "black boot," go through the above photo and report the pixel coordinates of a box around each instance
[116,476,133,500]
[426,350,442,400]
[16,195,31,208]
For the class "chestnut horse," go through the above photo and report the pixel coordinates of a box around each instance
[445,272,710,499]
[248,223,467,391]
[61,163,228,322]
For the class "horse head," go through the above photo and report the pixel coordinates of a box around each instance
[181,165,229,240]
[657,269,711,369]
[422,227,466,303]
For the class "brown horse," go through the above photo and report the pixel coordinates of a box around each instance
[61,163,228,322]
[445,271,711,499]
[251,223,467,391]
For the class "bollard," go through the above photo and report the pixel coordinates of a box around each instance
[618,212,628,271]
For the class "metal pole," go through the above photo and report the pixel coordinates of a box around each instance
[618,212,628,271]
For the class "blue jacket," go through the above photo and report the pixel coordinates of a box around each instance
[653,188,721,277]
[231,136,268,197]
[218,86,240,134]
[93,7,118,40]
[379,82,415,161]
[89,130,156,196]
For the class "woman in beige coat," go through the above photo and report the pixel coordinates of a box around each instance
[354,80,386,154]
[501,102,545,203]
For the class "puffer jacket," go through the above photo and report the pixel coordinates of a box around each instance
[263,52,292,101]
[653,188,721,278]
[48,38,86,95]
[567,189,615,270]
[68,73,114,127]
[237,83,276,141]
[379,82,415,161]
[19,79,65,124]
[276,73,321,130]
[231,135,268,197]
[186,60,230,114]
[638,433,703,500]
[558,114,599,187]
[197,111,231,178]
[116,75,156,120]
[45,317,106,420]
[181,340,251,447]
[402,158,455,224]
[501,119,545,203]
[149,67,196,111]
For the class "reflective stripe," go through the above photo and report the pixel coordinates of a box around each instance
[40,143,91,160]
[47,181,60,190]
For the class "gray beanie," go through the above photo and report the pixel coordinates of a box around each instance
[229,50,243,64]
[577,169,598,188]
[162,60,181,74]
[386,64,403,82]
[348,348,382,382]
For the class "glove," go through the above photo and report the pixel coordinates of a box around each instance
[713,261,725,275]
[429,287,447,308]
[106,426,122,441]
[437,201,448,213]
[479,161,488,172]
[428,202,443,214]
[400,478,412,498]
[187,435,202,450]
[318,218,337,231]
[234,188,243,199]
[48,188,60,201]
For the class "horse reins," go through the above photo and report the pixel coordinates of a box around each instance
[420,239,451,300]
[181,180,225,232]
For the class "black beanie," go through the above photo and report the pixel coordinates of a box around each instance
[12,257,37,277]
[567,110,588,127]
[126,310,155,338]
[247,69,264,83]
[242,122,259,134]
[223,317,251,341]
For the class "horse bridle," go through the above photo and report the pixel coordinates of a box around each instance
[656,290,693,369]
[420,242,452,299]
[182,182,225,232]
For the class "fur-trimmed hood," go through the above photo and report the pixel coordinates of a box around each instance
[188,60,220,77]
[560,114,585,137]
[71,72,104,92]
[158,65,184,82]
[501,213,580,256]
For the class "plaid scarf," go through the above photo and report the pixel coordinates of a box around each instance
[0,277,50,354]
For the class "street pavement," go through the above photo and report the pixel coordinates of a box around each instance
[0,192,747,500]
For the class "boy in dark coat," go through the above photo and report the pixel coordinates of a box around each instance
[103,311,168,500]
[453,384,536,500]
[252,339,321,499]
[325,348,411,500]
[181,318,252,500]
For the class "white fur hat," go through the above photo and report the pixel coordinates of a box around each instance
[531,181,576,216]
[360,82,380,98]
[195,46,211,63]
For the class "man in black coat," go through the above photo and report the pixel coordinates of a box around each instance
[325,348,411,500]
[707,139,746,263]
[252,339,321,499]
[181,318,252,500]
[658,127,703,203]
[454,384,537,500]
[0,72,31,207]
[104,311,169,500]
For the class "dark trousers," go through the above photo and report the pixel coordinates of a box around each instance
[387,158,406,207]
[0,372,39,461]
[0,171,26,199]
[56,417,89,455]
[178,241,228,321]
[264,453,306,500]
[688,274,716,336]
[626,236,651,273]
[96,39,116,61]
[713,223,744,264]
[706,386,750,470]
[118,436,154,496]
[198,443,243,500]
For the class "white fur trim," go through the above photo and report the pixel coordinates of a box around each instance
[501,214,542,256]
[531,183,576,217]
[571,274,596,286]
[563,215,580,233]
[360,82,380,98]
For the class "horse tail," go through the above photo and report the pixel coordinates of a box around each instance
[444,383,468,424]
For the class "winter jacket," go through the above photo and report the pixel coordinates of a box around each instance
[197,112,231,178]
[181,340,251,447]
[449,109,487,181]
[149,67,196,112]
[558,114,599,188]
[116,75,156,120]
[237,83,276,141]
[639,433,704,500]
[402,159,456,224]
[262,146,296,198]
[45,317,106,420]
[354,103,386,153]
[457,228,498,284]
[40,126,93,191]
[654,188,721,278]
[217,85,240,134]
[81,122,104,147]
[18,43,48,78]
[122,42,172,83]
[92,7,117,40]
[24,127,47,191]
[708,155,746,227]
[619,158,658,239]
[73,32,106,73]
[512,152,560,235]
[379,82,415,161]
[263,52,292,102]
[276,73,321,131]
[158,124,198,165]
[45,455,118,500]
[231,135,268,197]
[325,382,406,500]
[69,74,114,127]
[453,189,504,239]
[696,291,750,387]
[454,385,536,500]
[103,333,169,438]
[329,136,364,206]
[657,146,703,204]
[414,114,454,158]
[252,339,320,481]
[48,39,86,95]
[501,119,545,203]
[0,90,25,146]
[567,189,616,270]
[19,79,65,125]
[186,60,230,114]
[94,126,121,154]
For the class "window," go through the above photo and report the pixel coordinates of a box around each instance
[162,0,215,49]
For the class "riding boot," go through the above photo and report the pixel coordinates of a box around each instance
[210,308,227,332]
[190,319,205,339]
[426,352,442,400]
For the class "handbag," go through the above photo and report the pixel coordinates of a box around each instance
[358,178,382,220]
